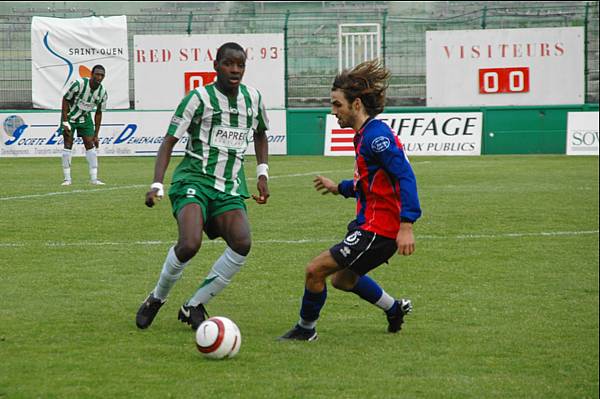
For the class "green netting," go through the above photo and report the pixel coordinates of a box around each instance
[0,1,597,108]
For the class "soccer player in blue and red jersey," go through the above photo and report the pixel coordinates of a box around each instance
[280,60,422,341]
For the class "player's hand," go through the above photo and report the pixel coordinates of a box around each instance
[93,135,100,149]
[314,175,339,195]
[145,188,163,208]
[61,121,72,136]
[252,176,269,204]
[396,223,415,255]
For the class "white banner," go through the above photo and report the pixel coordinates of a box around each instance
[0,110,286,157]
[566,112,599,156]
[324,113,482,156]
[31,16,130,110]
[427,27,584,106]
[134,34,284,110]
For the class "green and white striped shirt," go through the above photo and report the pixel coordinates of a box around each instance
[63,78,108,124]
[167,83,269,198]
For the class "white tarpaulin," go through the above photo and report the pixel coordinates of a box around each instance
[427,27,584,106]
[31,16,130,109]
[566,112,599,156]
[324,113,482,156]
[134,34,284,110]
[0,110,287,157]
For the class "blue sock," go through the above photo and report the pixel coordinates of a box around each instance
[352,275,398,316]
[299,286,327,325]
[351,275,383,304]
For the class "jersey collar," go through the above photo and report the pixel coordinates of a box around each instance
[357,117,375,135]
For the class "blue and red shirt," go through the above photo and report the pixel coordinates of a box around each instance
[337,118,421,239]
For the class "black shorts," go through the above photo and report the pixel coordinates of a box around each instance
[329,229,397,275]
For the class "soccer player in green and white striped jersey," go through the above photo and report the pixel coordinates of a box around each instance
[136,42,271,330]
[60,64,108,186]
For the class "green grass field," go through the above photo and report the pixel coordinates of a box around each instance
[0,155,598,398]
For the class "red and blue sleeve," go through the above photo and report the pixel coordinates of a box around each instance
[337,179,356,198]
[364,127,422,222]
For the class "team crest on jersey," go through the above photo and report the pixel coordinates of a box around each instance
[371,136,391,153]
[344,231,362,246]
[229,107,239,115]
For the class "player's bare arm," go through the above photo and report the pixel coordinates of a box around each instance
[61,97,71,135]
[252,127,269,205]
[145,135,178,208]
[396,222,415,256]
[94,110,102,148]
[313,175,339,195]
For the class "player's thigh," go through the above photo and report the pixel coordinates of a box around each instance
[307,250,343,279]
[331,268,360,291]
[81,136,95,150]
[176,203,204,248]
[211,208,251,248]
[206,192,248,240]
[169,182,209,243]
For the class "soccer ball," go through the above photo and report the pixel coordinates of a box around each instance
[195,316,241,359]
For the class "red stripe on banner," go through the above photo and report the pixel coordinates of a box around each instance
[332,129,355,135]
[331,146,355,151]
[331,137,354,143]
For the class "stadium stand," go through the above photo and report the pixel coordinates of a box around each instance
[0,1,597,108]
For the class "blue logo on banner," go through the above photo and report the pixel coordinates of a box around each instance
[3,115,27,145]
[43,31,74,87]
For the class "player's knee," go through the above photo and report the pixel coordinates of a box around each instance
[176,238,202,261]
[228,237,251,257]
[305,263,325,285]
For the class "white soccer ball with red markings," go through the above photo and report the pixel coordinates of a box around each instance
[195,316,241,359]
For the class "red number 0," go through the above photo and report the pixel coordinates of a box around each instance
[479,67,529,94]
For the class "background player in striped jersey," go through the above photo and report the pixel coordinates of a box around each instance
[280,60,422,341]
[60,64,108,186]
[136,42,270,330]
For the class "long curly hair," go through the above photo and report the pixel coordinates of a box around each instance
[332,59,391,117]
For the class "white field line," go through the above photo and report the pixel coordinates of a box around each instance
[0,162,433,202]
[1,230,597,248]
[0,170,348,201]
[0,185,147,201]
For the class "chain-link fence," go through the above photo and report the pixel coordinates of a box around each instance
[0,1,597,108]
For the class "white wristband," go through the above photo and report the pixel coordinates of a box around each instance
[62,121,71,130]
[256,163,269,180]
[150,182,164,198]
